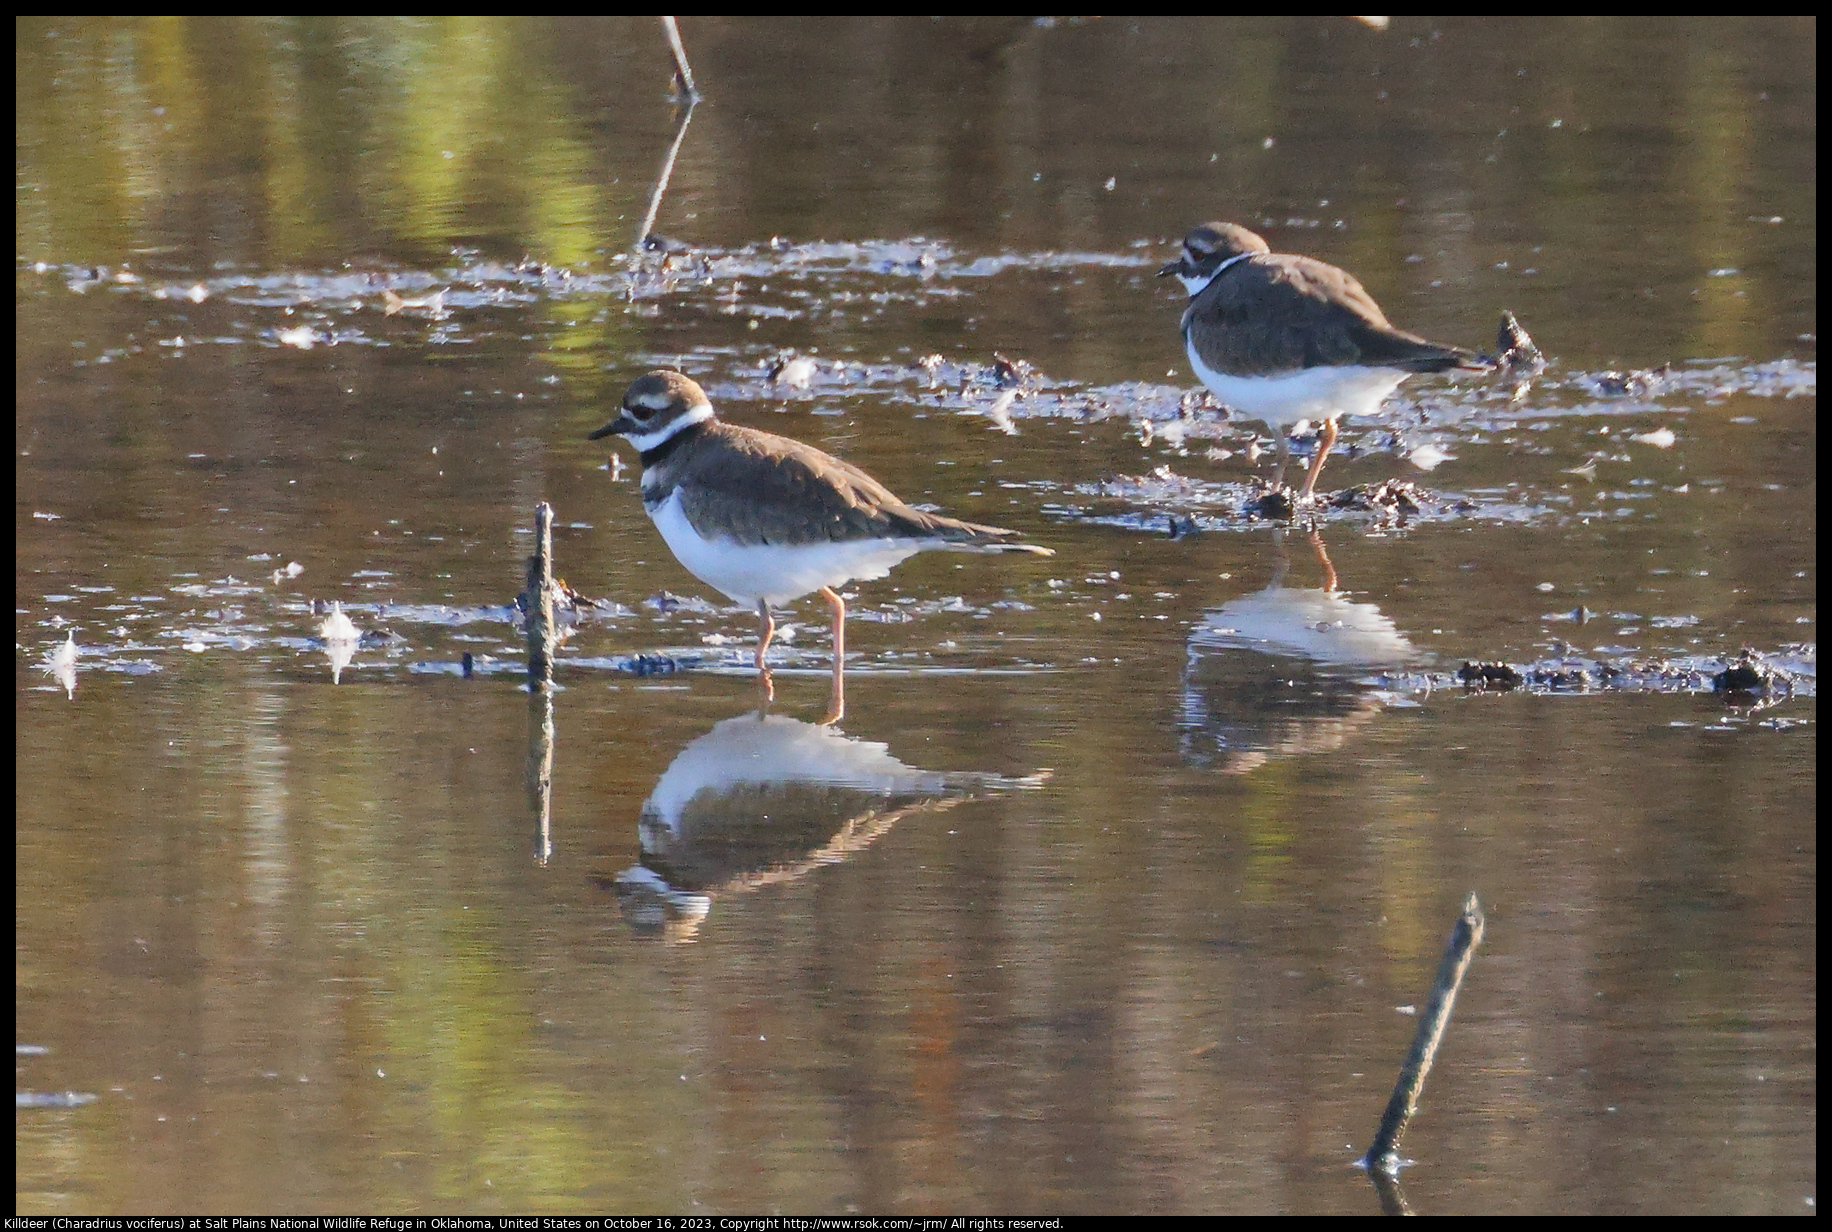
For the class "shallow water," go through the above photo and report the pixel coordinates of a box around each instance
[16,16,1815,1215]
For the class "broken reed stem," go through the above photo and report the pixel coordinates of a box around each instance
[659,16,700,103]
[1365,891,1486,1175]
[525,502,556,689]
[520,503,557,860]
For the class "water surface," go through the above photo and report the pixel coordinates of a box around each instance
[17,15,1815,1216]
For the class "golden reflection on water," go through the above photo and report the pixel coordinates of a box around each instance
[16,14,1815,1216]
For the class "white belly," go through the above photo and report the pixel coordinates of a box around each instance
[648,489,930,607]
[1187,339,1409,429]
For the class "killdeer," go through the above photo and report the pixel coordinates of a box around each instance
[1161,222,1483,503]
[590,370,1052,710]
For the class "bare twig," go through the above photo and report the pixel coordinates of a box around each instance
[521,502,558,862]
[524,501,556,689]
[1363,891,1486,1175]
[659,16,700,103]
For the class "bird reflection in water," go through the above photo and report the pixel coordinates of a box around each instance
[605,707,1048,943]
[41,631,78,699]
[314,600,361,683]
[1182,529,1419,774]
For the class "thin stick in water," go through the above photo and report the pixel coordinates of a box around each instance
[1363,891,1486,1175]
[659,16,700,103]
[524,501,556,689]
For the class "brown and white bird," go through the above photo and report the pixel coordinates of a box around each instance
[590,370,1052,692]
[1160,222,1483,502]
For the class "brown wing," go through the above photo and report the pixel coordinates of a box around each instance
[1188,254,1477,375]
[673,422,1025,548]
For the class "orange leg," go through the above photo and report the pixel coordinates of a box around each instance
[1298,416,1340,503]
[818,585,846,725]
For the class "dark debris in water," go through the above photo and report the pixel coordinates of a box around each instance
[1070,468,1486,529]
[990,351,1034,391]
[1325,478,1457,519]
[1580,365,1672,398]
[641,590,723,616]
[1424,648,1813,701]
[1485,309,1546,378]
[623,652,692,677]
[1241,486,1294,521]
[1712,647,1799,697]
[512,577,630,625]
[1457,661,1526,689]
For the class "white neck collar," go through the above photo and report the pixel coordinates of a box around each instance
[1180,250,1254,297]
[625,402,714,453]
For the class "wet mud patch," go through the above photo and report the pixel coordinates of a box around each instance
[25,239,1152,359]
[1399,645,1816,703]
[1182,641,1812,772]
[38,246,1813,388]
[30,248,1810,484]
[617,341,1810,537]
[20,570,1067,693]
[1049,466,1532,532]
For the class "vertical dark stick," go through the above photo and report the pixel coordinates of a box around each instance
[525,501,556,690]
[1364,892,1486,1174]
[524,503,557,862]
[659,16,700,103]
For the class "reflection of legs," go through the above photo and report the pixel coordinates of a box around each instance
[1306,528,1339,594]
[1298,416,1340,503]
[818,585,845,726]
[755,600,775,705]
